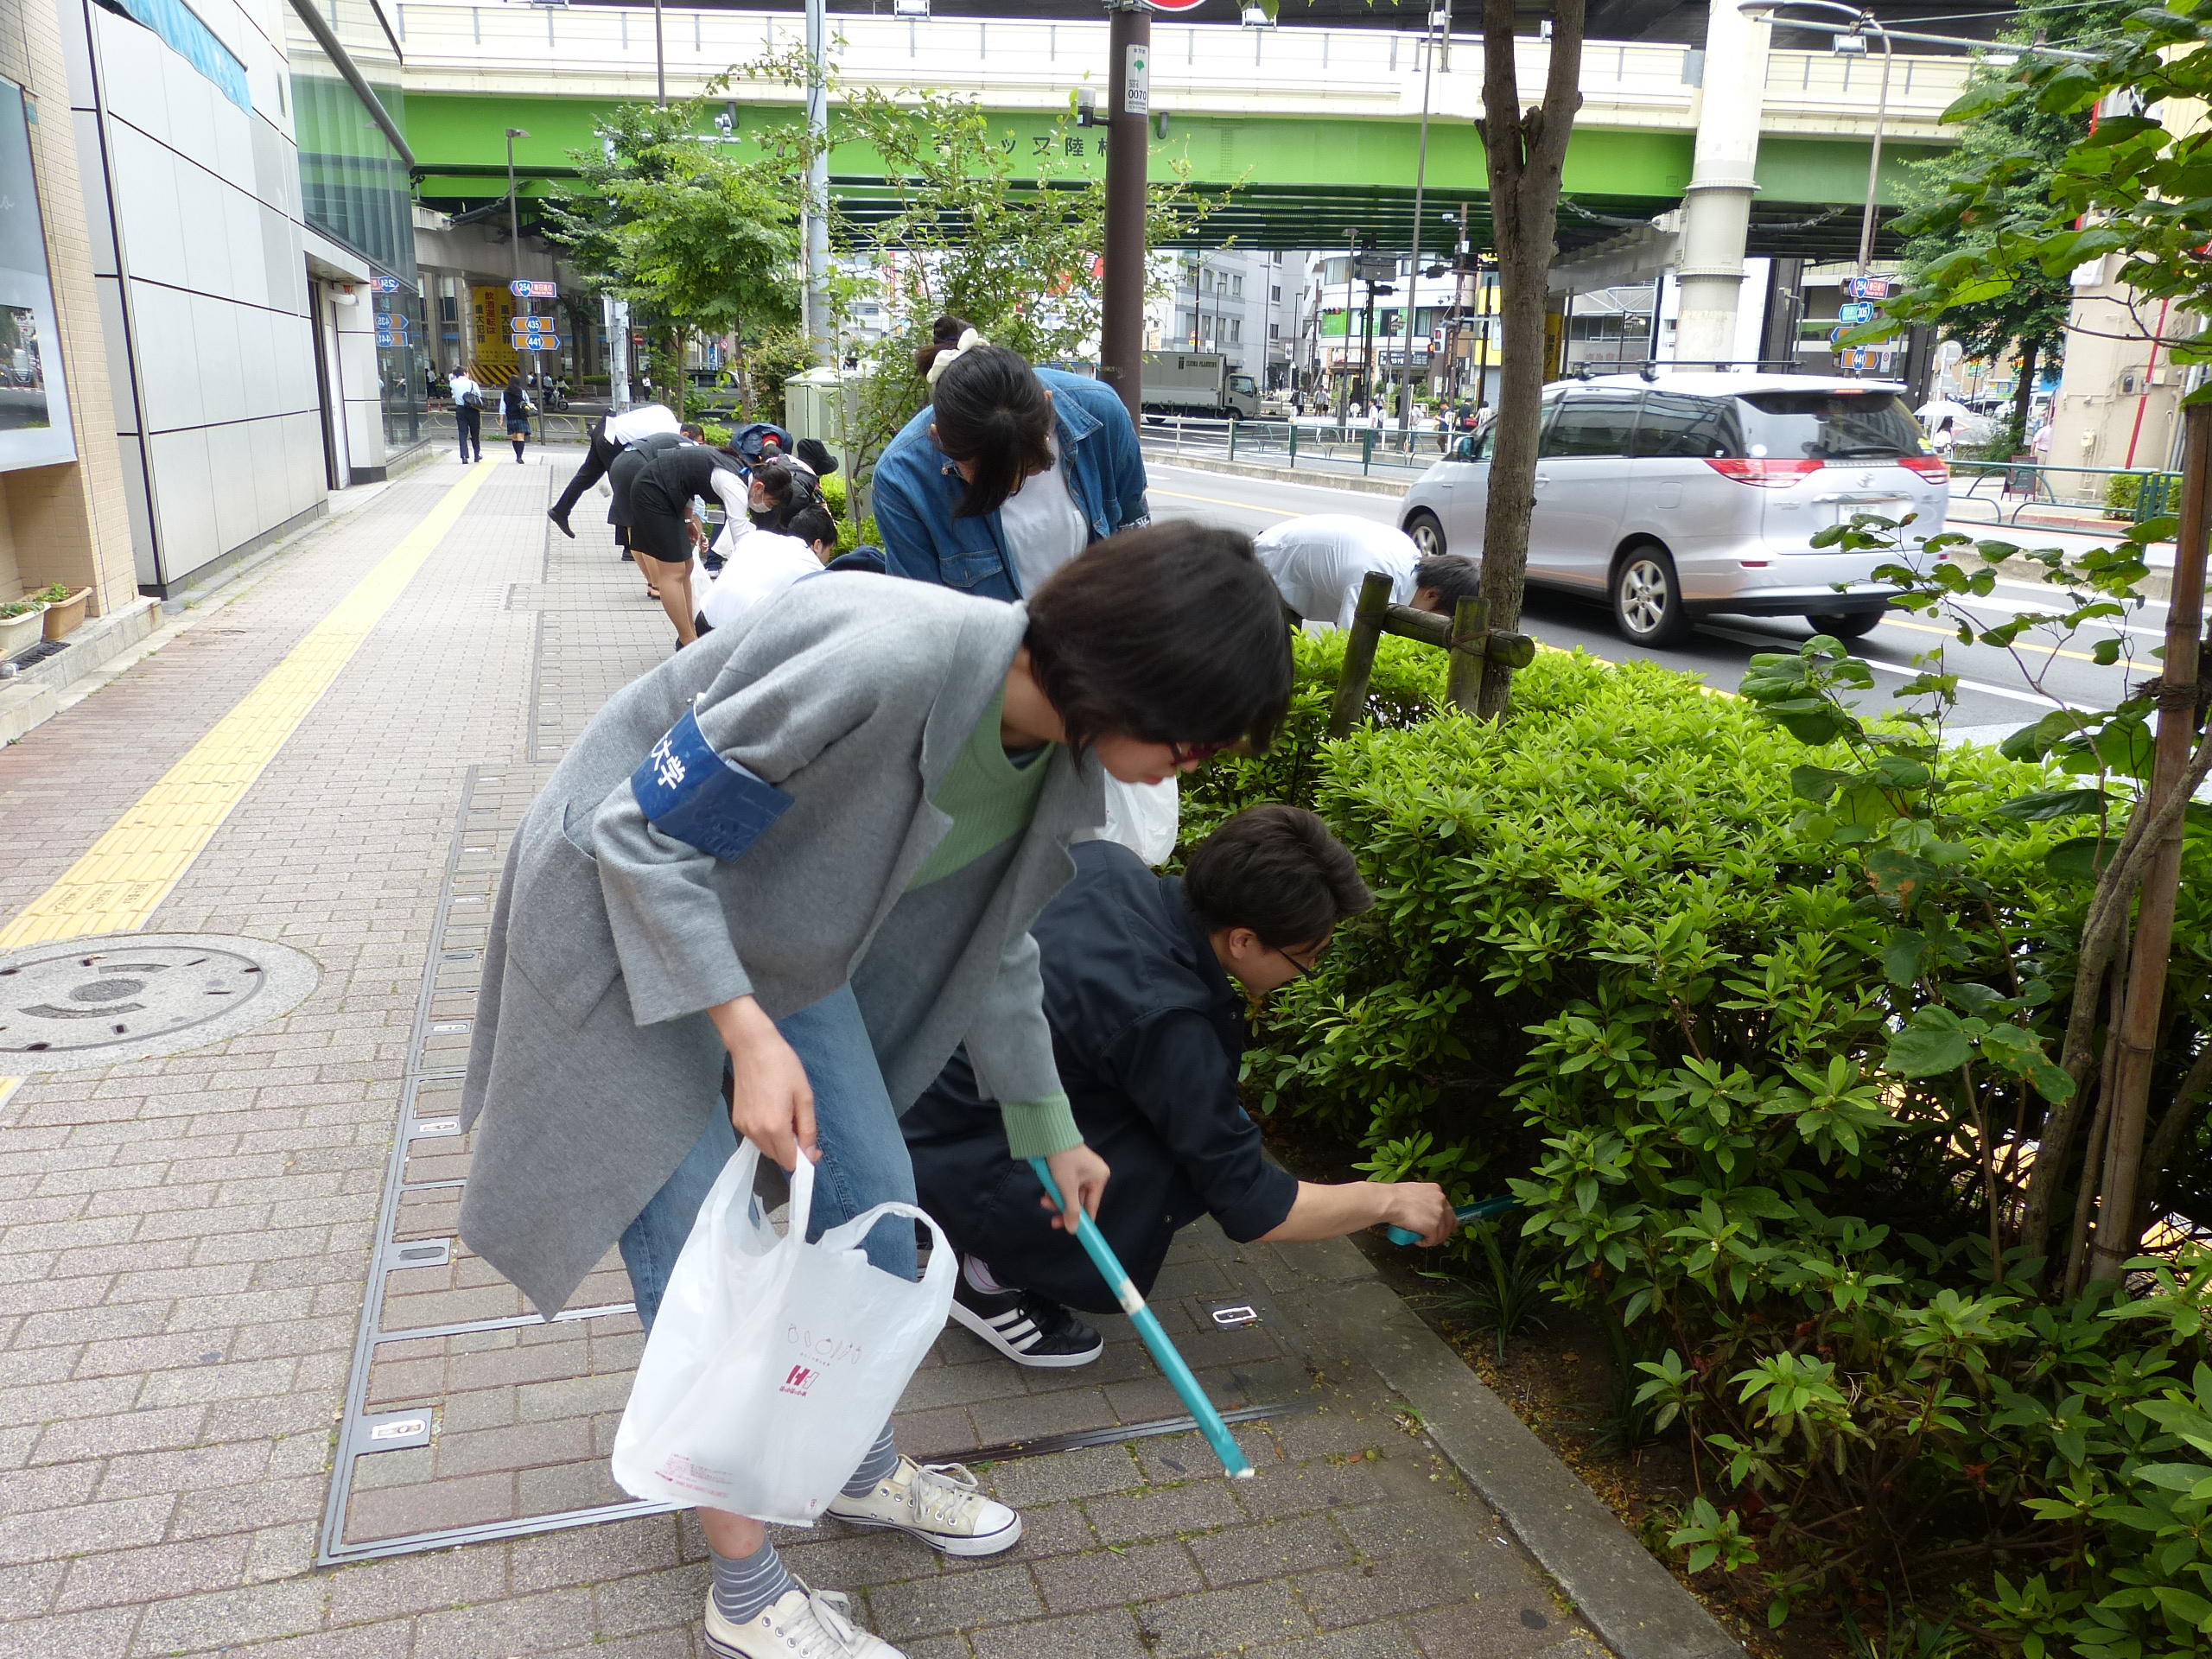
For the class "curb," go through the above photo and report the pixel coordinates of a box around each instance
[1270,1236,1747,1659]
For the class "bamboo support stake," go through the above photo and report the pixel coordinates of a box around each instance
[1326,571,1394,739]
[1445,594,1489,715]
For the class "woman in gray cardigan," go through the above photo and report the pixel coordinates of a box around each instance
[461,523,1290,1659]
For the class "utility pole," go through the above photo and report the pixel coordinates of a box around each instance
[803,0,833,366]
[653,0,666,105]
[1099,0,1151,423]
[505,126,533,390]
[1397,7,1442,429]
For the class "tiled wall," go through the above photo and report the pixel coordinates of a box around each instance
[61,0,331,594]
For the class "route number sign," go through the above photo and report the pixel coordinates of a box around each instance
[1844,276,1892,300]
[509,279,559,299]
[1840,301,1876,322]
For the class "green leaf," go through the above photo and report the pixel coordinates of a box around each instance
[1886,1010,1975,1077]
[2045,836,2118,883]
[1991,788,2108,822]
[1882,931,1929,988]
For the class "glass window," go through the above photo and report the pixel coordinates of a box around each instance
[95,0,249,111]
[1454,413,1495,461]
[1540,389,1641,458]
[374,284,424,453]
[1632,391,1740,458]
[0,82,73,473]
[1733,390,1926,460]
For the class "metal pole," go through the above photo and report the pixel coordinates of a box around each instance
[1100,0,1150,423]
[1398,19,1437,430]
[653,0,666,105]
[506,128,535,388]
[1855,29,1892,276]
[1334,238,1357,423]
[804,0,832,365]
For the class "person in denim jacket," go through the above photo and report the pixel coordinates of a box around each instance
[872,317,1150,600]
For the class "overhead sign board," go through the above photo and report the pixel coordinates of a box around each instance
[509,279,559,299]
[1844,276,1892,300]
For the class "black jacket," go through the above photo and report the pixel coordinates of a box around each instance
[904,841,1299,1312]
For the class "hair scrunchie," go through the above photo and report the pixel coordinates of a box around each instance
[925,327,987,387]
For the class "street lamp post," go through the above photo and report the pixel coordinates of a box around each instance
[505,126,531,387]
[1099,0,1151,423]
[1396,5,1445,432]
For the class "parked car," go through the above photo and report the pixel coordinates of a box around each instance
[1398,372,1948,645]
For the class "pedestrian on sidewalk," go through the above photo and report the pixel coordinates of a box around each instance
[549,403,682,538]
[1255,513,1480,631]
[450,369,484,462]
[607,423,705,602]
[460,522,1294,1659]
[906,806,1456,1368]
[873,316,1173,863]
[502,380,535,463]
[629,441,752,648]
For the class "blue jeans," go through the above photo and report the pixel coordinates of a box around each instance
[620,984,919,1331]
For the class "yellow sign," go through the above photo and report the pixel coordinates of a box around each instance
[470,285,518,377]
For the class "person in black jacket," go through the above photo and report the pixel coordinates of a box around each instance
[903,805,1456,1367]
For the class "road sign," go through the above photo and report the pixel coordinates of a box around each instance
[375,327,404,348]
[509,279,558,299]
[1841,346,1872,370]
[509,334,563,353]
[1146,0,1207,12]
[1840,301,1876,322]
[1844,276,1892,300]
[1355,252,1397,281]
[372,275,402,295]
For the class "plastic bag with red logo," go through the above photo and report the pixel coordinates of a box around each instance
[611,1141,954,1522]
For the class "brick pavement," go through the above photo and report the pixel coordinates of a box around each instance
[0,452,1608,1658]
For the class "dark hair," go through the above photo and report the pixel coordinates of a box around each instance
[794,436,838,477]
[1183,805,1372,950]
[785,505,836,550]
[679,423,705,440]
[1414,554,1482,611]
[749,461,794,506]
[921,317,1055,520]
[1025,523,1293,754]
[913,313,973,379]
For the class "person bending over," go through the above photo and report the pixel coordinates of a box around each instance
[550,403,680,537]
[1255,514,1481,631]
[695,506,843,636]
[903,804,1456,1368]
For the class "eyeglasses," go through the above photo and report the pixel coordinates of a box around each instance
[1166,739,1233,767]
[1268,941,1326,980]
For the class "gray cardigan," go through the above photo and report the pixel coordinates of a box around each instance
[458,575,1104,1316]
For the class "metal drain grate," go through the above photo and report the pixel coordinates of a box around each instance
[0,933,320,1069]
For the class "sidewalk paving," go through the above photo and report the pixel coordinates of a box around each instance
[0,450,1706,1659]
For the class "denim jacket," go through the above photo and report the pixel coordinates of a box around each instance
[874,368,1151,601]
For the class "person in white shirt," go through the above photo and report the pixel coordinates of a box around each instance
[696,507,841,634]
[1255,514,1480,631]
[448,371,484,463]
[548,403,682,537]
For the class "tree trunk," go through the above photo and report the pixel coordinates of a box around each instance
[1474,0,1585,721]
[2007,339,2038,454]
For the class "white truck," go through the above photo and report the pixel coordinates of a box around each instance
[1141,352,1261,420]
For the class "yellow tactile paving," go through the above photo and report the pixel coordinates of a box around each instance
[0,461,494,958]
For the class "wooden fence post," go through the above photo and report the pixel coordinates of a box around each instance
[1444,594,1488,716]
[1325,571,1394,739]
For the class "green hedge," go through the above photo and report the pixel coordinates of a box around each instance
[1194,638,2212,1646]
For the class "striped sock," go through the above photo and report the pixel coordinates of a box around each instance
[709,1538,797,1625]
[841,1426,901,1497]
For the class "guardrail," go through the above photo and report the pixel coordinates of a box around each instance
[1948,459,2178,531]
[1141,416,1450,480]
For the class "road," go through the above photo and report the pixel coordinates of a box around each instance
[1142,460,2170,741]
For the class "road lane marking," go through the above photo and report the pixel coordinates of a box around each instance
[0,461,496,953]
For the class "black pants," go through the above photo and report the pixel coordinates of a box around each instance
[551,419,620,518]
[455,407,481,461]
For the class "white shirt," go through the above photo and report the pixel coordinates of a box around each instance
[449,374,480,405]
[1255,514,1421,630]
[699,529,823,631]
[607,404,680,445]
[995,444,1089,597]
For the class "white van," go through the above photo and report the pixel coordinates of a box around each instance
[1397,372,1949,645]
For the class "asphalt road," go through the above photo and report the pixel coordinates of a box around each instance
[1142,460,2171,741]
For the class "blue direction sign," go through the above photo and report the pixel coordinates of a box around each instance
[1840,301,1876,323]
[509,334,563,353]
[1844,276,1893,300]
[372,274,402,295]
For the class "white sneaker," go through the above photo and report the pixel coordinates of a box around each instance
[825,1456,1023,1557]
[704,1584,903,1659]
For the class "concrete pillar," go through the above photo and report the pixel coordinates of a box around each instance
[1673,0,1770,366]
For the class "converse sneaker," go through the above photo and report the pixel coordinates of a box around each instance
[826,1456,1022,1557]
[950,1273,1105,1369]
[704,1584,902,1659]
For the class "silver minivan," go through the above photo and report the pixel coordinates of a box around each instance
[1398,372,1949,645]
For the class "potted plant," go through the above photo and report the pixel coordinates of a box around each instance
[0,595,47,658]
[33,582,89,641]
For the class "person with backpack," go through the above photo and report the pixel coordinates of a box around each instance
[502,379,535,464]
[450,369,484,463]
[460,522,1294,1659]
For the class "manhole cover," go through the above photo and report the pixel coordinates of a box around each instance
[0,932,319,1071]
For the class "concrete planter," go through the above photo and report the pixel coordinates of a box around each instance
[40,586,89,641]
[0,604,45,658]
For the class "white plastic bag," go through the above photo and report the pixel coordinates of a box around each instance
[1078,775,1179,868]
[611,1143,954,1523]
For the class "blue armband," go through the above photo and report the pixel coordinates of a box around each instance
[630,705,794,861]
